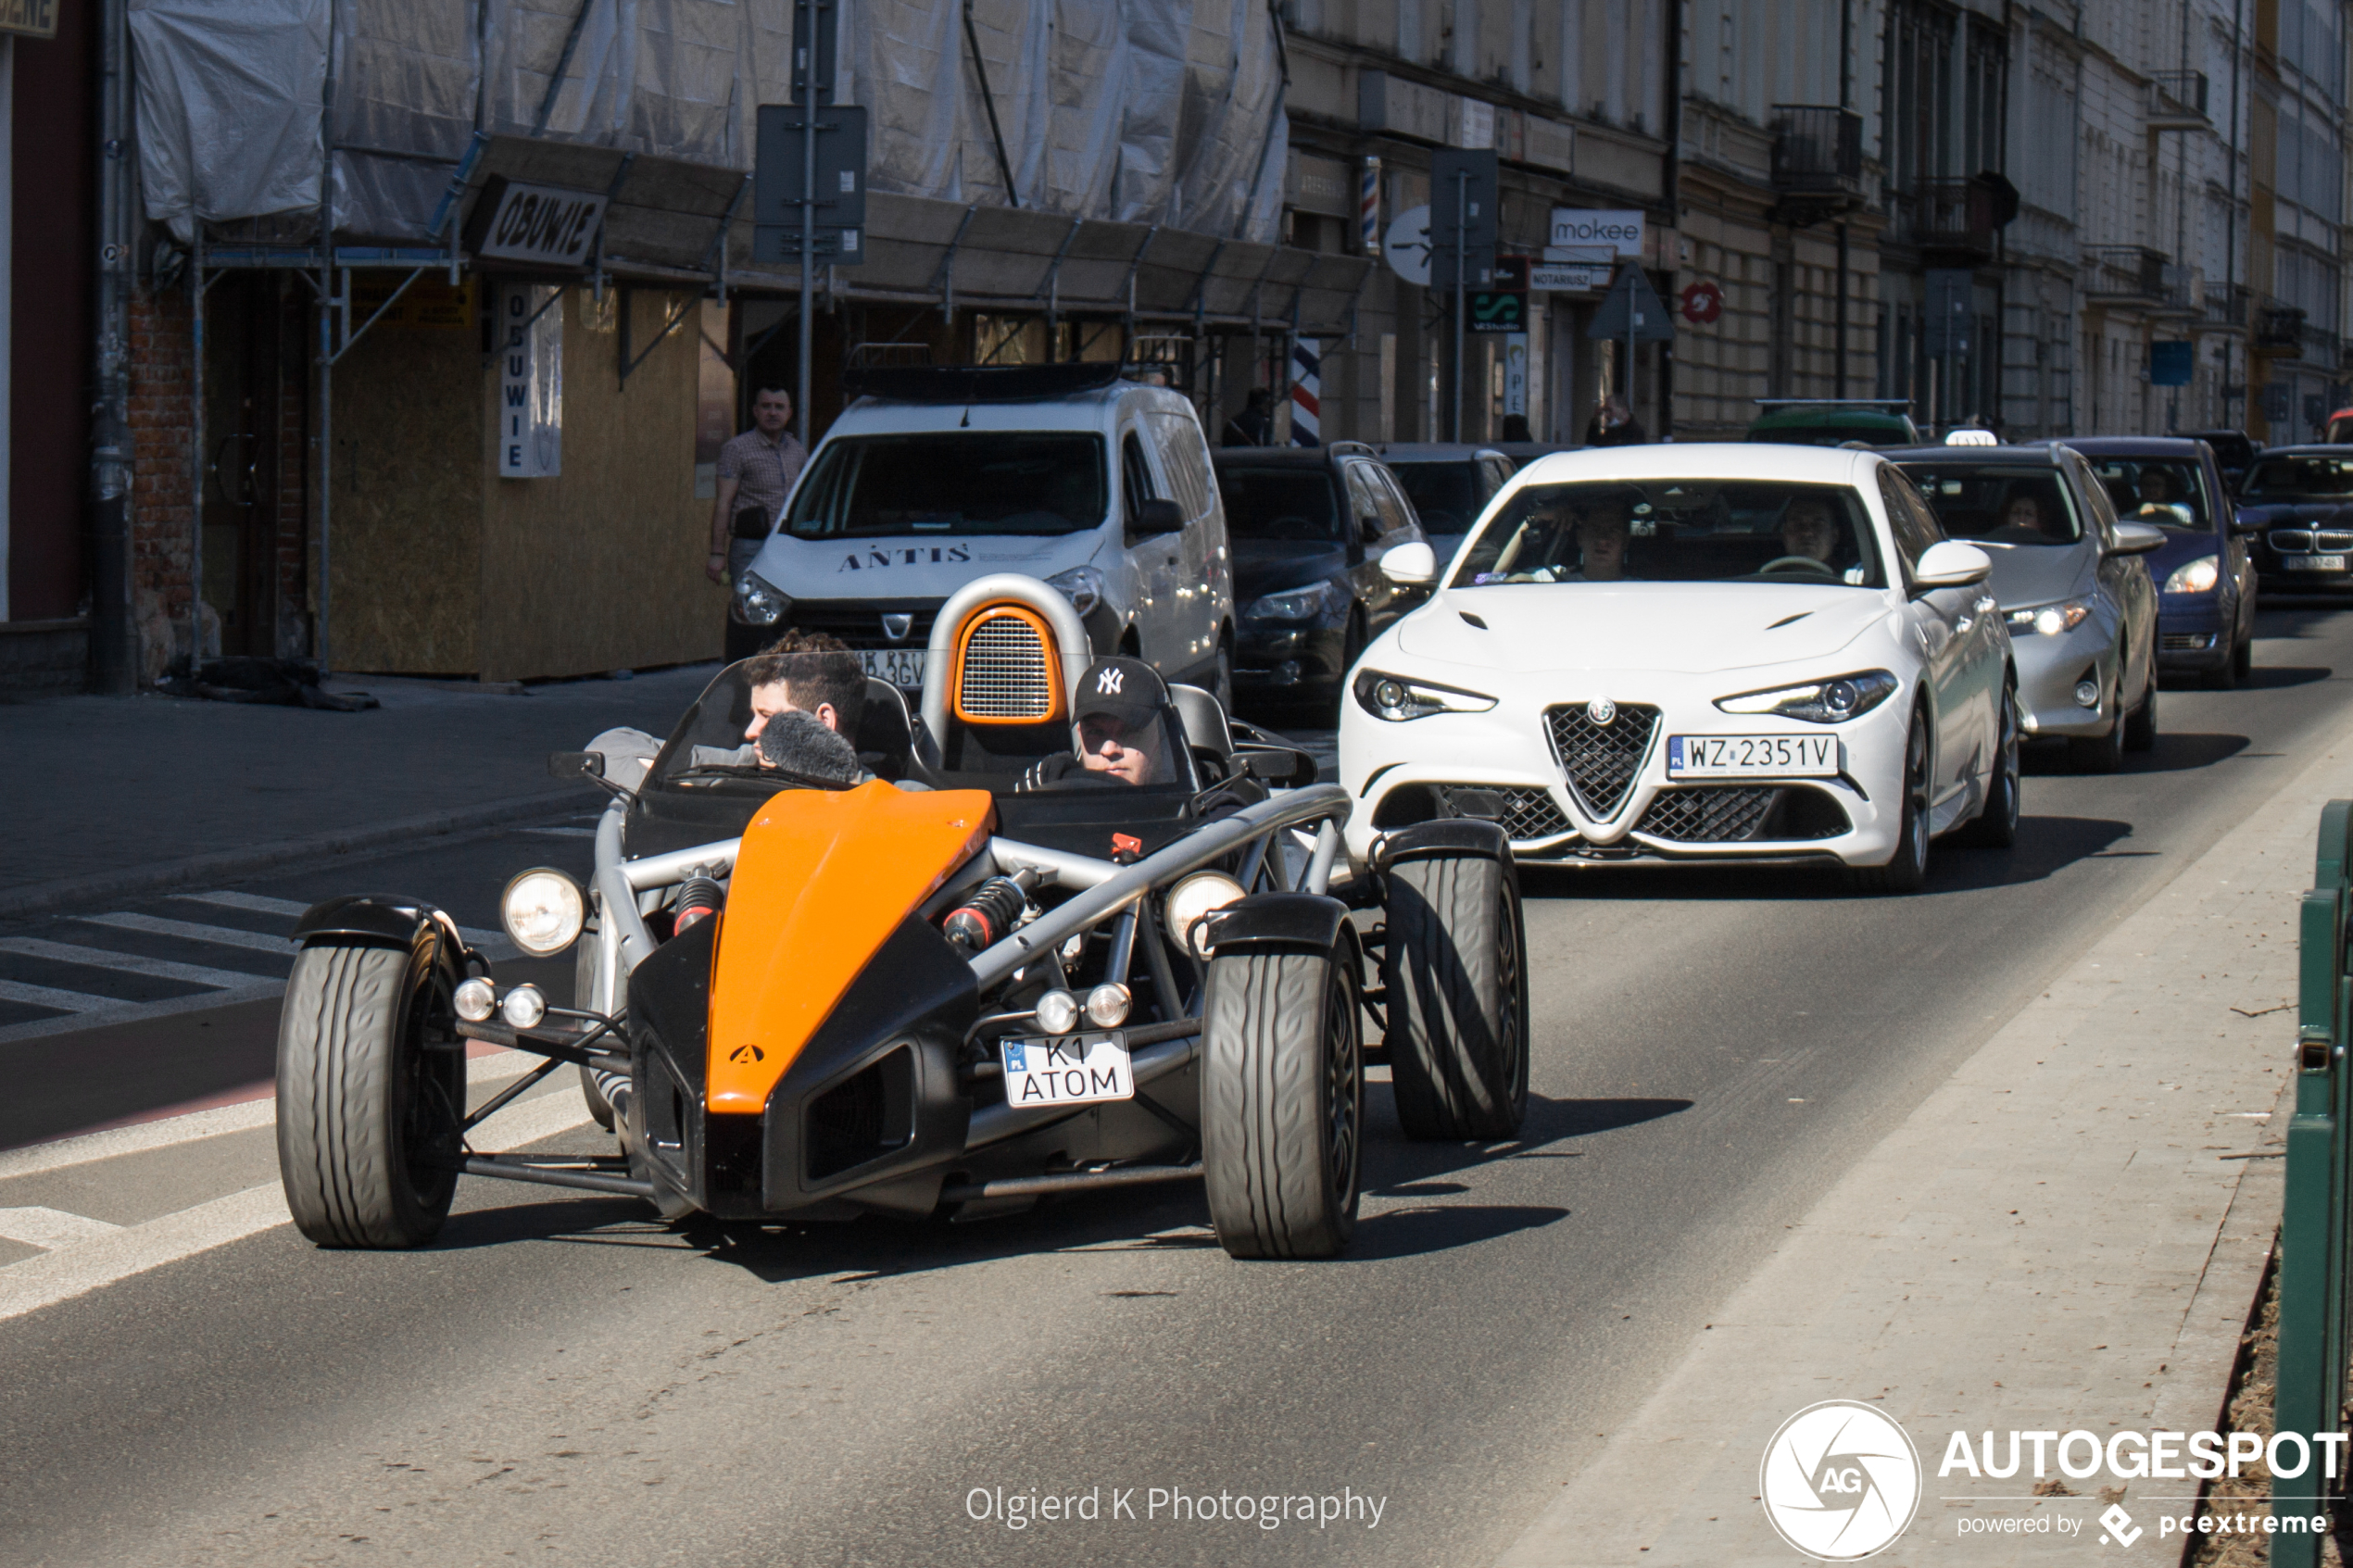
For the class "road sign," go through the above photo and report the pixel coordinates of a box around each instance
[1680,279,1722,324]
[1429,147,1498,290]
[1468,291,1526,332]
[1383,205,1430,287]
[1588,264,1675,343]
[1529,263,1608,292]
[753,103,868,264]
[2150,340,2194,387]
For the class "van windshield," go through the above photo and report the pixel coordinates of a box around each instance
[786,433,1108,538]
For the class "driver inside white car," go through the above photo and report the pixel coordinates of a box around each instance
[1780,495,1840,564]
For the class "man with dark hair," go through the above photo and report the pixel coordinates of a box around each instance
[1223,388,1275,447]
[743,628,866,738]
[709,384,807,586]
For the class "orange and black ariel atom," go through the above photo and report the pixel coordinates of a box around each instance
[273,576,1529,1260]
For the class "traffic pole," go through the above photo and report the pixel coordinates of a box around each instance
[1452,169,1466,444]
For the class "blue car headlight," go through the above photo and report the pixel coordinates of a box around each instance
[2164,555,2220,595]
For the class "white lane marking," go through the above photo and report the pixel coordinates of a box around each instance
[75,913,296,955]
[0,1050,547,1181]
[0,981,287,1050]
[0,1082,598,1324]
[0,978,118,1013]
[0,937,270,990]
[175,892,511,953]
[178,892,310,918]
[522,827,597,837]
[0,1207,125,1248]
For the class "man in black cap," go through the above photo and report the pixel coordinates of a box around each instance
[1016,656,1184,790]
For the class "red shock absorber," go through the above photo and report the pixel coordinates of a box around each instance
[673,872,725,935]
[942,876,1028,955]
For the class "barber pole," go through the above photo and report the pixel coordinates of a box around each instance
[1290,340,1322,446]
[1359,157,1382,255]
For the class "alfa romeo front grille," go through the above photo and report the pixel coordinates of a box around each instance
[1433,784,1574,842]
[957,612,1054,719]
[1543,703,1661,820]
[1636,786,1781,843]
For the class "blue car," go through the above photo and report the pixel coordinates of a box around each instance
[2070,436,2259,688]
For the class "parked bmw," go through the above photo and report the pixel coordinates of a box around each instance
[1374,443,1516,566]
[1336,444,2019,893]
[2236,447,2353,596]
[1887,443,2164,772]
[1213,443,1428,711]
[2069,436,2258,687]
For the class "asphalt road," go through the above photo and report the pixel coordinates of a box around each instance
[5,607,2351,1568]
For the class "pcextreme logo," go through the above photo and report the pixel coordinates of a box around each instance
[1759,1401,1922,1561]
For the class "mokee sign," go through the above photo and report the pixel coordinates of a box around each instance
[468,178,609,270]
[1547,208,1644,257]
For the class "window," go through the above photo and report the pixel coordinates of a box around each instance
[1122,432,1158,523]
[1145,411,1215,521]
[1878,467,1945,565]
[1341,462,1386,541]
[1894,463,2082,547]
[1216,468,1340,542]
[786,433,1108,539]
[1449,480,1889,587]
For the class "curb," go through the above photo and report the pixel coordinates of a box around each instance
[0,788,589,920]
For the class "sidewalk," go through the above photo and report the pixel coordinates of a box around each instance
[1495,713,2353,1564]
[0,665,721,915]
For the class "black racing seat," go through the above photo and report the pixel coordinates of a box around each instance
[852,677,916,782]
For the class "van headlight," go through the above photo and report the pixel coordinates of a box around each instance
[732,571,788,626]
[1045,565,1105,617]
[1716,670,1898,723]
[1352,669,1498,721]
[500,868,585,957]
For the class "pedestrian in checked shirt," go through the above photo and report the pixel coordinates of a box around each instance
[708,384,809,585]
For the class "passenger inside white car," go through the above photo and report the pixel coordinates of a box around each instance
[1459,481,1886,588]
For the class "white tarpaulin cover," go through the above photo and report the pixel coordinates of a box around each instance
[130,0,1286,246]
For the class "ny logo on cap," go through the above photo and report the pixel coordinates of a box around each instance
[1097,668,1125,695]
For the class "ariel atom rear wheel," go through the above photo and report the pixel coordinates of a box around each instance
[276,942,463,1248]
[1383,851,1529,1140]
[1201,942,1363,1259]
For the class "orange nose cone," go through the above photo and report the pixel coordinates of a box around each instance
[706,782,996,1113]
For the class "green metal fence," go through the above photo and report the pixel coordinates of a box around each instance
[2275,800,2353,1565]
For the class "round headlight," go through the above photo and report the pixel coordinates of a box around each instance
[501,984,547,1029]
[453,976,497,1022]
[1822,679,1857,715]
[1372,678,1408,711]
[500,868,585,958]
[1085,983,1132,1029]
[1035,989,1080,1035]
[1164,871,1248,958]
[2074,679,2101,708]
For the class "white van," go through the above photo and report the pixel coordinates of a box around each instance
[729,364,1235,701]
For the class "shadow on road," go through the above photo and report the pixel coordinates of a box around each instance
[2022,732,2251,774]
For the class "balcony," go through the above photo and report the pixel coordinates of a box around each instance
[2255,302,2308,351]
[2082,246,2184,308]
[1890,174,2020,261]
[2147,71,2210,130]
[1769,106,1862,194]
[2203,284,2251,327]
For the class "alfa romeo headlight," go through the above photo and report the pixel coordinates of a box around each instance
[500,868,585,958]
[731,571,788,626]
[1716,670,1899,724]
[1352,669,1498,721]
[1246,580,1346,621]
[1164,871,1247,957]
[2007,598,2093,635]
[1046,565,1106,617]
[2164,556,2220,595]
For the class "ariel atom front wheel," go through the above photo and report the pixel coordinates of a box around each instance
[1201,941,1364,1260]
[1383,849,1529,1140]
[276,942,464,1248]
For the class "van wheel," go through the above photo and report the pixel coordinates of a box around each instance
[1201,940,1363,1259]
[276,942,463,1248]
[1383,850,1529,1139]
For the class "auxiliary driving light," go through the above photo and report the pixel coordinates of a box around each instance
[500,868,585,958]
[501,984,547,1029]
[1035,989,1081,1035]
[453,977,497,1022]
[2073,679,2101,708]
[1085,983,1132,1029]
[1164,871,1248,958]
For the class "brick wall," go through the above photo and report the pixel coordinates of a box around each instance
[127,282,194,682]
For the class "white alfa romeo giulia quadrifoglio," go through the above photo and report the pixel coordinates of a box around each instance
[1339,444,2020,892]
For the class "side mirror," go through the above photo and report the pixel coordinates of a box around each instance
[1240,746,1320,787]
[1129,497,1184,539]
[1380,540,1438,586]
[548,750,606,781]
[1911,539,1993,590]
[2230,515,2266,536]
[2108,521,2166,557]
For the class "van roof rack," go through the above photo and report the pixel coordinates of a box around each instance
[843,362,1128,404]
